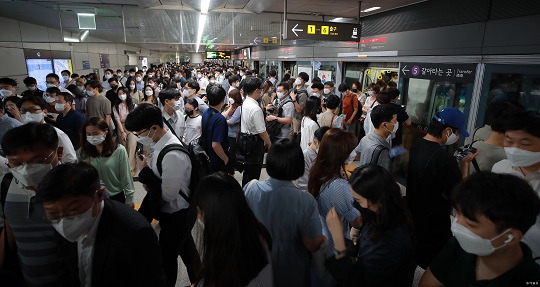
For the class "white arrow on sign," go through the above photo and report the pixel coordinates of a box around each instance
[291,23,303,37]
[253,37,260,45]
[401,65,410,75]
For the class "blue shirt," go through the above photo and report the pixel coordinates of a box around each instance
[0,114,22,156]
[55,109,86,149]
[244,178,322,287]
[317,178,360,255]
[202,107,229,167]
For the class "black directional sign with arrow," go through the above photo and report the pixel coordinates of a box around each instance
[284,20,361,42]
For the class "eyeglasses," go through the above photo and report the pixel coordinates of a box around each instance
[20,108,42,114]
[7,149,55,169]
[44,197,95,223]
[132,128,148,138]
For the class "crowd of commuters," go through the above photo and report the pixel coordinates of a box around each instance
[0,62,538,287]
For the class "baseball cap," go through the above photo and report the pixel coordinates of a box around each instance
[433,107,469,137]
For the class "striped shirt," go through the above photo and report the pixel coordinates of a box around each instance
[2,176,73,287]
[317,178,360,255]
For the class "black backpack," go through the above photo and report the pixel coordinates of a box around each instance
[156,142,211,203]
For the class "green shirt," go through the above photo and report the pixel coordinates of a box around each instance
[430,237,540,286]
[77,145,135,204]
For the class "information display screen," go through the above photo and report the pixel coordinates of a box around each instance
[206,51,231,59]
[53,59,72,80]
[26,59,54,91]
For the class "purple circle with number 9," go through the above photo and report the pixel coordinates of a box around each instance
[412,66,420,76]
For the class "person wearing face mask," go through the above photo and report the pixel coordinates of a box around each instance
[0,123,79,287]
[60,70,71,88]
[185,80,208,114]
[202,84,231,173]
[326,164,415,287]
[36,162,166,287]
[296,126,330,192]
[17,95,77,163]
[491,110,540,264]
[142,85,157,105]
[0,77,19,99]
[197,72,209,96]
[45,73,73,95]
[289,72,310,142]
[66,82,87,118]
[105,77,121,109]
[127,78,143,105]
[117,69,128,86]
[21,76,43,98]
[159,89,185,141]
[0,98,22,157]
[183,98,202,144]
[113,87,138,175]
[77,117,135,207]
[135,71,145,91]
[355,104,396,171]
[338,83,359,135]
[102,69,114,91]
[406,107,477,269]
[125,104,201,287]
[420,172,540,286]
[53,92,85,150]
[84,80,112,130]
[362,83,380,117]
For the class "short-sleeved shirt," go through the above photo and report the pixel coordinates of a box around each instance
[202,108,229,167]
[342,92,359,123]
[355,132,391,171]
[244,178,322,287]
[241,97,266,135]
[391,103,410,146]
[273,96,294,139]
[55,109,86,149]
[317,178,360,254]
[183,115,202,144]
[296,147,317,192]
[293,87,309,120]
[468,141,506,174]
[300,117,319,151]
[86,95,112,121]
[226,107,241,138]
[430,237,540,286]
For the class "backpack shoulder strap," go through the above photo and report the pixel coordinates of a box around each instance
[163,116,179,139]
[156,143,192,202]
[1,173,13,210]
[370,145,389,164]
[469,141,481,173]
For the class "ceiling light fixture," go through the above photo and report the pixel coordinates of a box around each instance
[331,17,343,22]
[361,6,381,12]
[79,30,89,41]
[63,36,80,43]
[195,0,210,53]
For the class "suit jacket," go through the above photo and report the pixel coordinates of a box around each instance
[91,198,166,287]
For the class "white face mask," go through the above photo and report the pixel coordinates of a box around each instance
[451,218,512,256]
[117,73,123,77]
[276,92,285,99]
[87,135,106,146]
[323,88,331,95]
[136,128,156,147]
[312,93,320,97]
[368,90,375,96]
[239,72,244,77]
[210,80,216,84]
[9,150,55,187]
[27,86,37,92]
[118,94,127,101]
[22,112,44,124]
[46,83,56,88]
[145,90,153,96]
[294,78,302,86]
[130,73,135,77]
[129,85,136,90]
[55,103,65,112]
[44,96,56,104]
[86,90,95,97]
[0,89,12,98]
[504,147,540,167]
[136,77,142,82]
[51,200,97,242]
[385,121,399,135]
[444,130,459,145]
[147,74,153,78]
[105,74,112,80]
[62,75,70,81]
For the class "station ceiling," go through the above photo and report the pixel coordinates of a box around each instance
[0,0,425,52]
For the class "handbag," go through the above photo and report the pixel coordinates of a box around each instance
[237,106,262,158]
[265,98,292,137]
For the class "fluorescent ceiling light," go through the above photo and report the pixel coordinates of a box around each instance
[362,7,381,12]
[79,30,89,41]
[64,36,80,43]
[331,17,343,22]
[201,0,210,14]
[77,13,96,30]
[195,14,207,53]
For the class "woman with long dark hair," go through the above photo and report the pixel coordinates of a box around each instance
[142,85,157,105]
[300,96,321,151]
[77,117,135,207]
[308,129,362,257]
[127,77,143,105]
[113,87,138,176]
[193,172,272,287]
[325,164,415,286]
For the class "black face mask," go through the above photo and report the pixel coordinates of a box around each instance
[111,85,118,90]
[354,201,377,224]
[185,109,194,116]
[352,88,358,93]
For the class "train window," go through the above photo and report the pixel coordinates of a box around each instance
[486,73,540,114]
[314,61,336,85]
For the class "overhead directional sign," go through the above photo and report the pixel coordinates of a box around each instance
[285,20,361,41]
[400,62,477,83]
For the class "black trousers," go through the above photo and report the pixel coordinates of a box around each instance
[159,208,200,287]
[241,141,265,187]
[109,192,125,204]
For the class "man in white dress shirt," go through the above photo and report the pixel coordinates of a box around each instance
[159,88,185,139]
